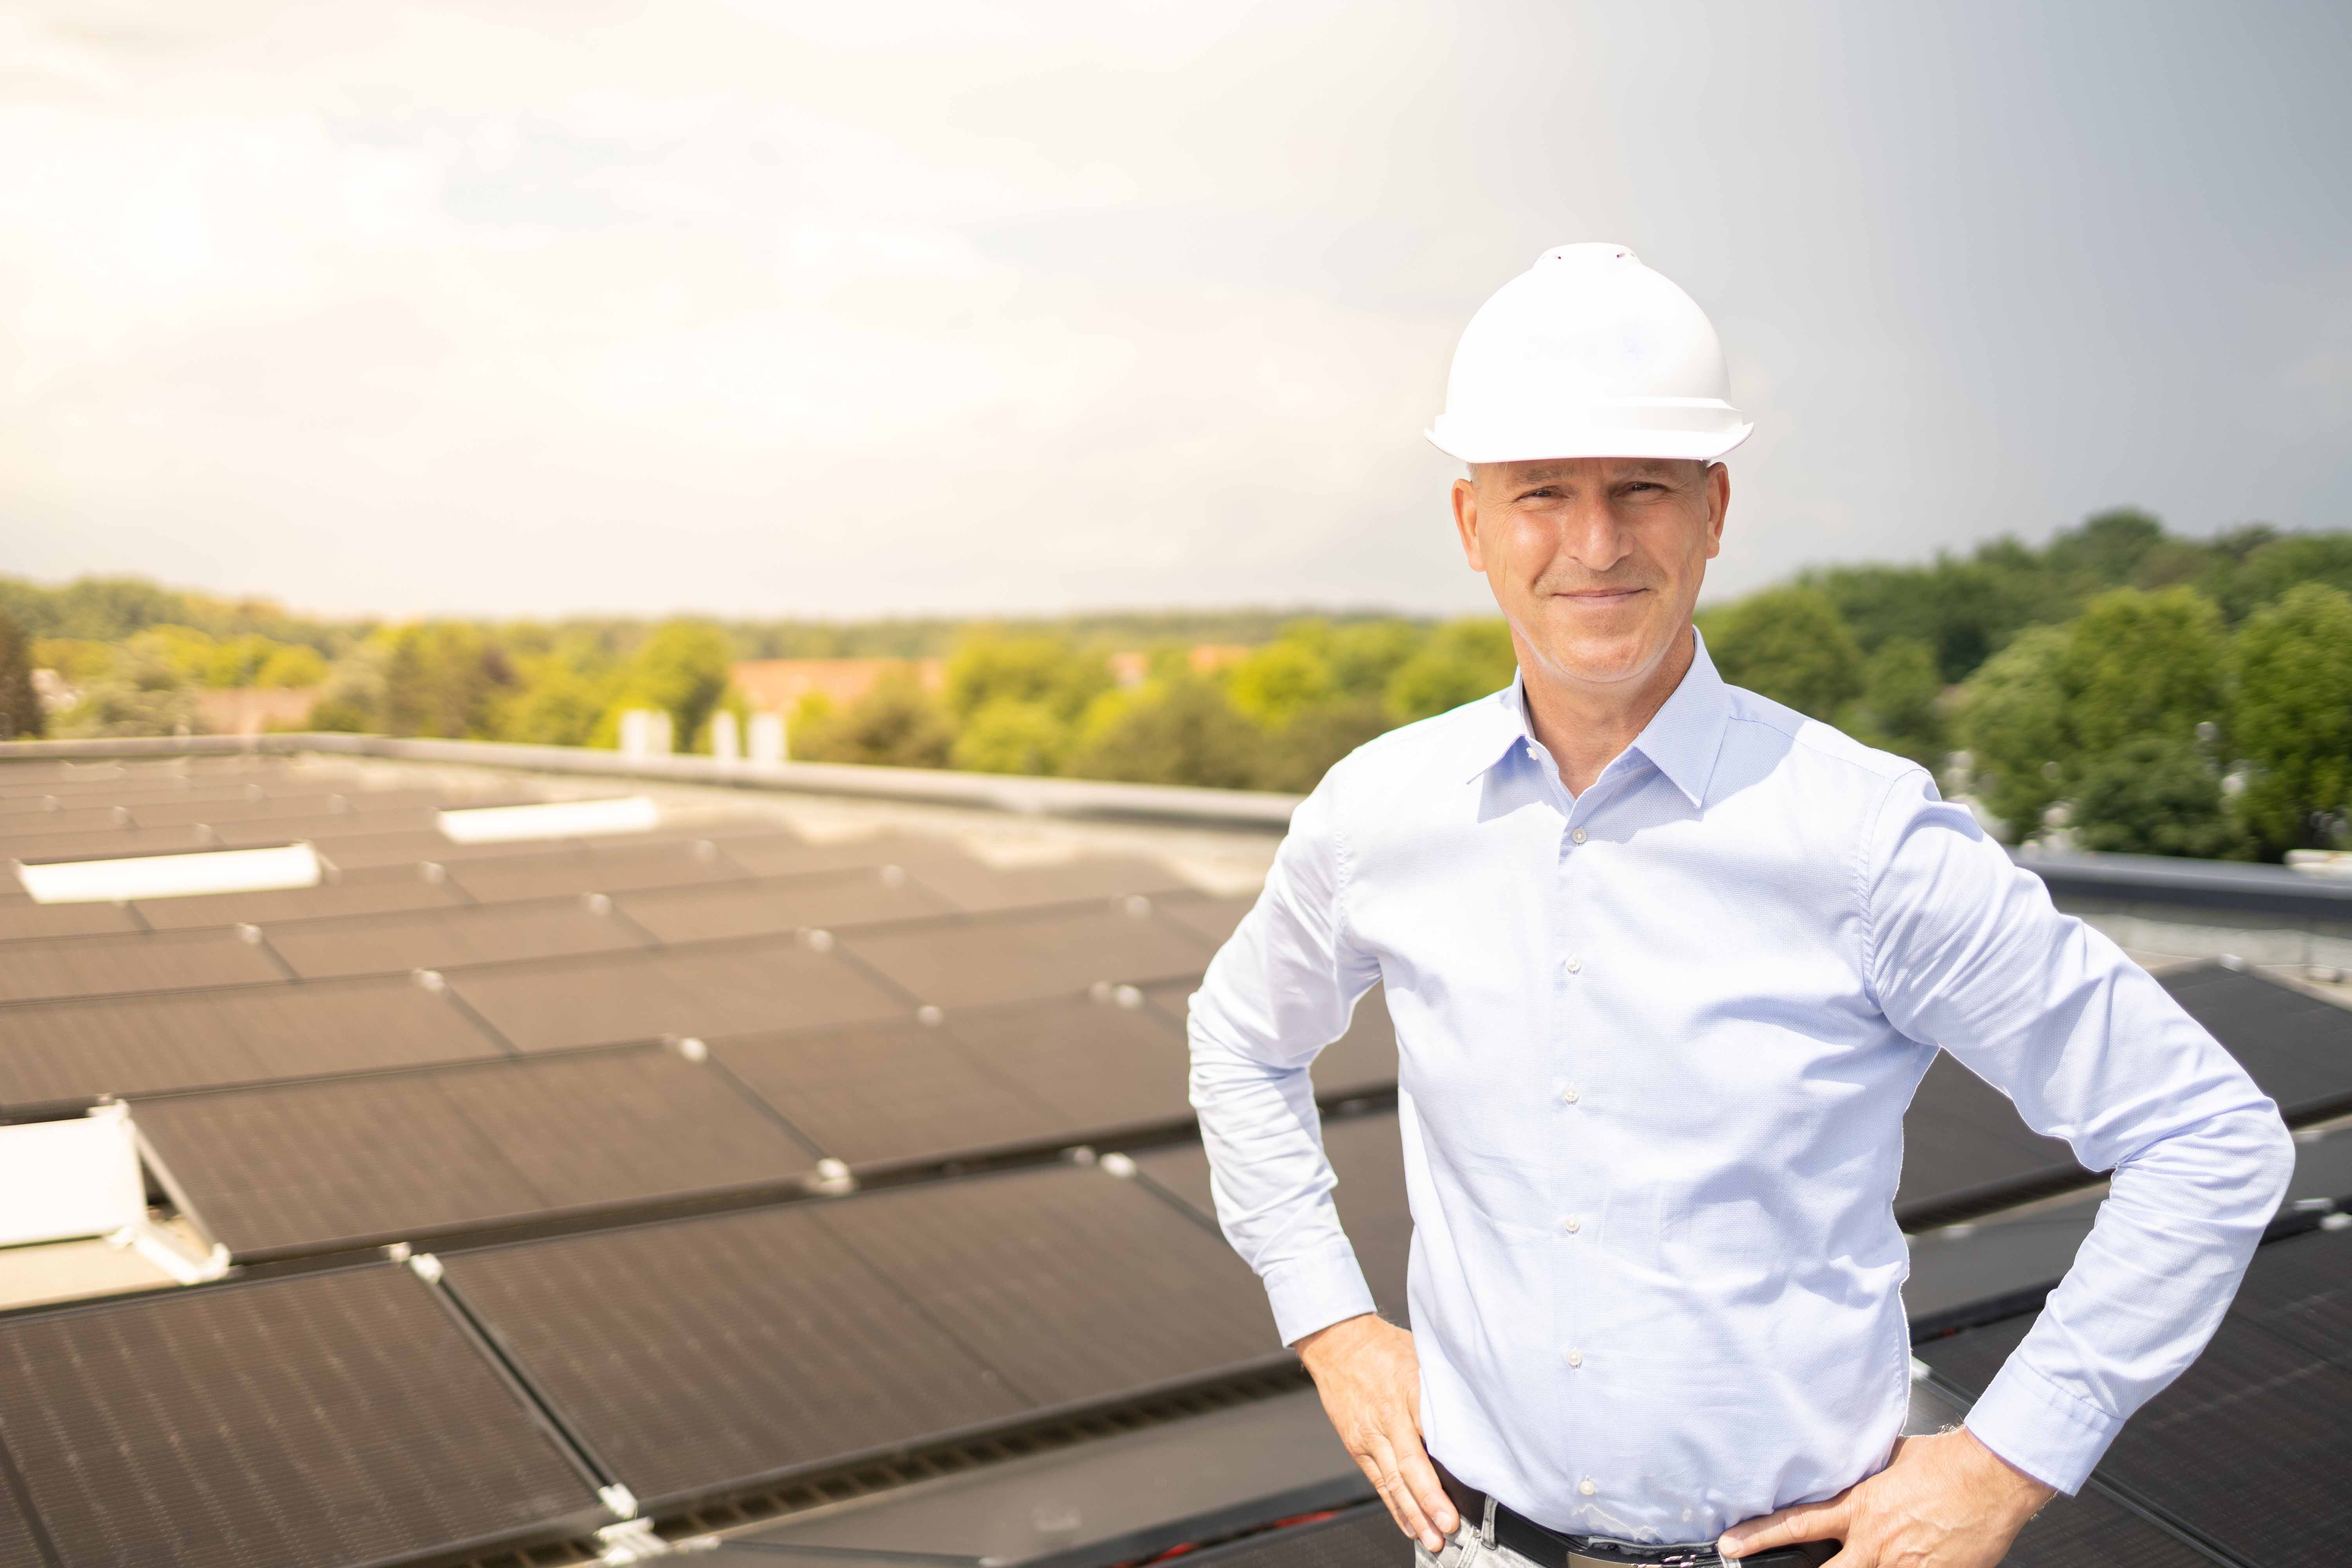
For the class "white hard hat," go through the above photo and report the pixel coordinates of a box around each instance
[1427,243,1751,465]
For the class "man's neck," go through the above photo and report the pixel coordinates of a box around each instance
[1520,625,1696,796]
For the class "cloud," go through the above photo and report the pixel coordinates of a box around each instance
[0,1,2345,619]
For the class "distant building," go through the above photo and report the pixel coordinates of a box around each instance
[193,687,319,736]
[730,659,946,715]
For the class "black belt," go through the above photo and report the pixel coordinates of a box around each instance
[1433,1461,1838,1567]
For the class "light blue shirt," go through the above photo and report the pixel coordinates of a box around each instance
[1187,632,2293,1543]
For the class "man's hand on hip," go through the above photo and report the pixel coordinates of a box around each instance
[1717,1427,2056,1566]
[1295,1314,1459,1552]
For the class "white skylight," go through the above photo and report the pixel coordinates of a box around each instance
[14,841,321,905]
[435,795,661,844]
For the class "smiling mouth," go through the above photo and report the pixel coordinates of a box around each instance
[1556,587,1647,604]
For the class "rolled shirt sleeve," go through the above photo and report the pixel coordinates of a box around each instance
[1863,770,2297,1492]
[1188,774,1387,1346]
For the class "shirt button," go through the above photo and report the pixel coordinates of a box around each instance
[1561,1086,1580,1104]
[1566,1349,1584,1368]
[1579,1480,1597,1496]
[1563,1216,1581,1234]
[1570,828,1588,844]
[1564,955,1582,974]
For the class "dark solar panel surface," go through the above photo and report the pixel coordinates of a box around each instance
[132,864,464,929]
[1156,892,1257,949]
[266,897,648,978]
[0,1473,42,1568]
[0,1266,597,1568]
[2164,962,2352,1116]
[0,976,501,1108]
[899,853,1195,913]
[1184,1505,1399,1568]
[0,928,283,1003]
[136,1050,811,1257]
[945,993,1193,1131]
[1136,1111,1412,1324]
[711,831,975,881]
[1896,1056,2083,1224]
[616,868,953,943]
[445,1208,1025,1506]
[0,900,141,941]
[449,939,908,1050]
[815,1167,1280,1406]
[714,1018,1062,1167]
[446,839,750,902]
[1998,1488,2213,1568]
[844,903,1209,1009]
[1921,1226,2352,1568]
[7,825,213,859]
[207,808,446,847]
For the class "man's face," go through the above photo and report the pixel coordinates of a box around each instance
[1451,457,1728,692]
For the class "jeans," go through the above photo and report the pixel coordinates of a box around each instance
[1410,1515,1736,1568]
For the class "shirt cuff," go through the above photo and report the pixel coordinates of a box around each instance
[1261,1241,1380,1347]
[1962,1354,2125,1495]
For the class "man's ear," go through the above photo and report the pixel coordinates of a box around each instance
[1451,477,1485,572]
[1703,462,1730,560]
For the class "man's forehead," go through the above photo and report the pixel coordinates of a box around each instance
[1485,457,1698,482]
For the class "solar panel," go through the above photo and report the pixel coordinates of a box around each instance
[447,939,908,1051]
[0,928,285,1004]
[132,862,464,929]
[134,1049,813,1259]
[712,1018,1064,1168]
[0,976,504,1110]
[5,825,212,860]
[678,829,955,880]
[1921,1227,2352,1567]
[1998,1488,2214,1568]
[943,993,1194,1133]
[1134,1111,1411,1324]
[442,1207,1027,1507]
[843,902,1209,1010]
[1181,1504,1401,1568]
[1156,891,1258,949]
[0,900,142,942]
[1895,1055,2085,1227]
[447,839,752,902]
[814,1166,1282,1408]
[205,807,446,848]
[898,853,1197,913]
[615,868,953,944]
[264,897,649,979]
[2164,962,2352,1118]
[0,1265,602,1568]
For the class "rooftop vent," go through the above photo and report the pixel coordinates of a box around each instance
[14,841,321,904]
[435,796,661,844]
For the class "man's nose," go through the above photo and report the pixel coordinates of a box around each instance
[1556,502,1631,572]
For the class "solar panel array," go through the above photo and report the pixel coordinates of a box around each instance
[1,753,2348,1568]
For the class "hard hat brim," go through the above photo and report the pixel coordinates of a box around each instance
[1425,420,1751,466]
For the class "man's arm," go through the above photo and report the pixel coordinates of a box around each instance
[1188,779,1458,1550]
[1726,770,2294,1564]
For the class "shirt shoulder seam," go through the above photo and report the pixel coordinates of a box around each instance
[1854,764,1930,1002]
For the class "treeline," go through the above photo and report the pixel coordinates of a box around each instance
[7,505,2352,860]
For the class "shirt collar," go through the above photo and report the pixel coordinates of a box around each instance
[1461,627,1731,808]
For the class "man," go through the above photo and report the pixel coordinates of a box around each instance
[1186,245,2294,1567]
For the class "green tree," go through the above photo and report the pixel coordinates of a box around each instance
[1324,620,1427,699]
[1955,626,2071,838]
[2208,533,2352,625]
[1702,586,1865,719]
[1067,675,1262,789]
[791,667,955,769]
[256,643,327,688]
[2233,583,2352,856]
[1385,618,1515,722]
[602,620,735,750]
[380,623,515,739]
[1227,640,1333,728]
[2072,738,2244,859]
[942,633,1110,724]
[52,648,200,738]
[1838,637,1945,766]
[2060,588,2227,758]
[1253,696,1392,793]
[952,698,1069,775]
[0,613,43,740]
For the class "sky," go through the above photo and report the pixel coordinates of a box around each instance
[0,0,2346,621]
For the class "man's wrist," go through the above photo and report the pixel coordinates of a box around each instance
[1294,1311,1383,1373]
[1955,1427,2058,1520]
